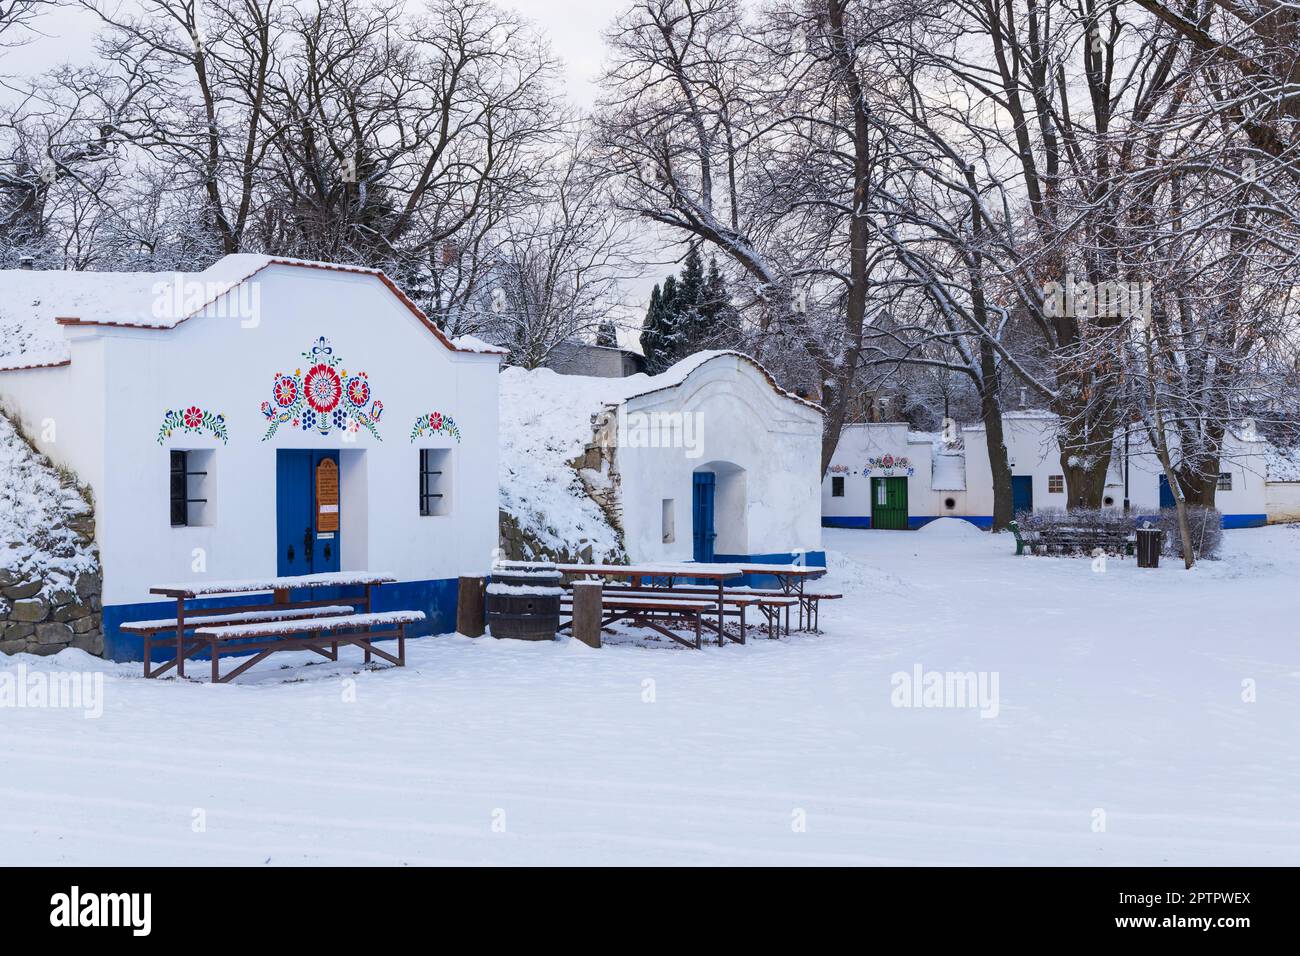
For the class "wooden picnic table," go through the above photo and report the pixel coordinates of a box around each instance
[146,571,396,679]
[555,563,744,640]
[734,564,828,630]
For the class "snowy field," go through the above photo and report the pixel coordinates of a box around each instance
[3,521,1299,866]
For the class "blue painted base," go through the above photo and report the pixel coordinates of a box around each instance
[1222,513,1268,529]
[102,577,458,663]
[825,513,1265,531]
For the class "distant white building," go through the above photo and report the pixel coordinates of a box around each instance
[598,352,825,569]
[0,255,504,660]
[1264,443,1300,523]
[823,413,1268,529]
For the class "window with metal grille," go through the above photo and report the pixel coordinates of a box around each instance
[1048,475,1064,494]
[419,448,451,516]
[831,476,845,497]
[170,450,210,527]
[1217,472,1232,491]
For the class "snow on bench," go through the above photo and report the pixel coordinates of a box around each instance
[192,610,425,640]
[150,571,397,597]
[600,585,801,606]
[121,605,357,633]
[560,594,717,609]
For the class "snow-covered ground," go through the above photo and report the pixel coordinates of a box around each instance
[3,521,1299,865]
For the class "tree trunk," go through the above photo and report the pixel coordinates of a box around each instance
[977,339,1014,530]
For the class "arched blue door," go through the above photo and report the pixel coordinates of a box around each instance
[692,472,716,563]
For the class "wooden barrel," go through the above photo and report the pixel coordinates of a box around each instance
[487,561,562,641]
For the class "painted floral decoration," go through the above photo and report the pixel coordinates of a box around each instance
[261,336,383,440]
[410,410,461,442]
[158,406,228,445]
[864,455,914,477]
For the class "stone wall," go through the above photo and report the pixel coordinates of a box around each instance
[0,530,102,658]
[498,509,623,565]
[0,412,103,658]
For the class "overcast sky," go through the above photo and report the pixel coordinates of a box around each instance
[5,1,674,341]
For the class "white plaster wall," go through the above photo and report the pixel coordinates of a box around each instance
[1267,482,1300,522]
[8,264,499,606]
[0,336,109,510]
[957,418,1266,517]
[617,355,823,562]
[821,423,925,518]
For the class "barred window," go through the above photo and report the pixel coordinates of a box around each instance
[419,448,452,516]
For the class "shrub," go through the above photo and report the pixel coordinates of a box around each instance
[1151,506,1223,560]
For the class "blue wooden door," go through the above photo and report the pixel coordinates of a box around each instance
[276,450,341,575]
[1158,475,1176,508]
[692,472,716,563]
[1011,476,1034,515]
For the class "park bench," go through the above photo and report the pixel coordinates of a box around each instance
[191,610,425,683]
[560,592,710,650]
[1009,520,1134,557]
[122,605,358,677]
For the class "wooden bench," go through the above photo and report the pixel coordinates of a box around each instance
[1009,520,1134,557]
[191,610,425,683]
[123,605,358,679]
[560,593,711,650]
[595,586,800,642]
[676,585,842,633]
[612,584,829,635]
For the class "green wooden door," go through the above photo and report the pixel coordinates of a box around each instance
[870,476,909,530]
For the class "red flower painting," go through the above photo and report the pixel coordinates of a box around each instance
[303,363,342,413]
[347,377,370,407]
[273,375,297,407]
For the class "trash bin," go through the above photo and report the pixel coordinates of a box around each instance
[1136,527,1162,568]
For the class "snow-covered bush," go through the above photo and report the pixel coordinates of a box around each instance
[1152,507,1223,560]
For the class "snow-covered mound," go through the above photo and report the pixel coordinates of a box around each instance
[917,516,985,537]
[1265,441,1300,482]
[497,352,753,560]
[0,413,98,593]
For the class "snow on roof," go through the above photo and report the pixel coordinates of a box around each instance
[0,268,175,368]
[931,450,967,491]
[1265,442,1300,482]
[450,334,509,355]
[622,350,824,412]
[0,413,98,592]
[0,255,487,370]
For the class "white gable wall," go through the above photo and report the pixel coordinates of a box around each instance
[3,262,500,659]
[89,264,498,605]
[617,354,824,563]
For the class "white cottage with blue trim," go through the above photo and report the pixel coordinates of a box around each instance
[0,255,502,660]
[823,412,1269,529]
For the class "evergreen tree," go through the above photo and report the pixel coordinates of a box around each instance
[595,319,619,348]
[699,255,740,346]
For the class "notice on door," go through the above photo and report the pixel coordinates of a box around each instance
[316,458,339,533]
